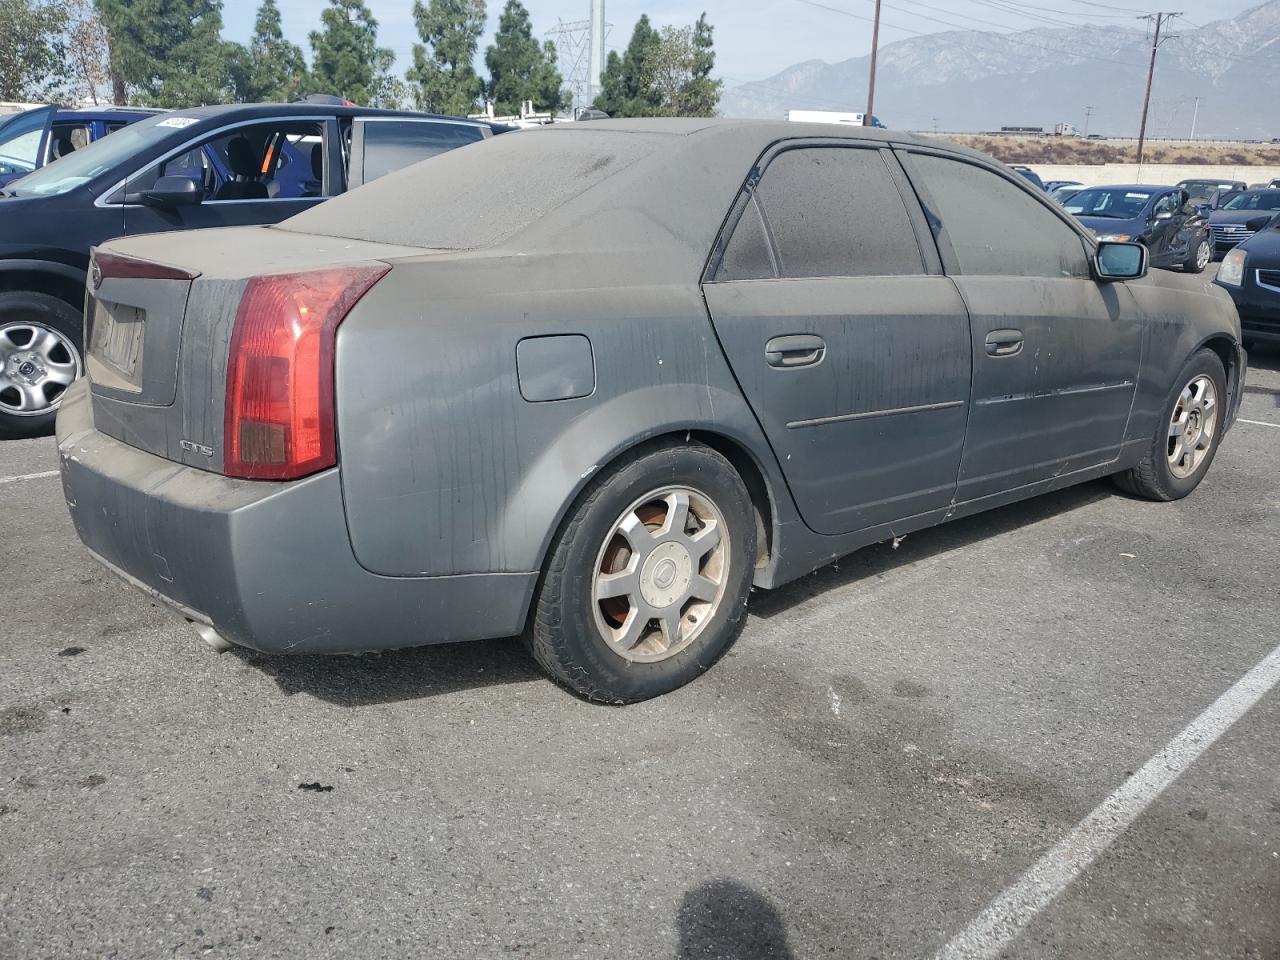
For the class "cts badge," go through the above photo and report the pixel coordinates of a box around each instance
[179,439,214,457]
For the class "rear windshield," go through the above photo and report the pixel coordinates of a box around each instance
[280,127,668,250]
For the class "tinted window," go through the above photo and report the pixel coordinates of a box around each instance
[1153,193,1180,216]
[718,198,775,281]
[910,154,1091,278]
[1064,187,1152,219]
[360,121,484,184]
[747,147,924,279]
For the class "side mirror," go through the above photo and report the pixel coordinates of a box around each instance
[128,175,203,208]
[1154,210,1174,221]
[1094,241,1148,282]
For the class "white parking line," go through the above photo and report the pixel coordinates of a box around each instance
[0,469,59,486]
[1238,418,1280,429]
[936,640,1280,960]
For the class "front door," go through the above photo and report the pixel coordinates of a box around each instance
[900,149,1144,502]
[120,120,331,239]
[702,143,972,536]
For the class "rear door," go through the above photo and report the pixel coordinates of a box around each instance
[348,118,487,188]
[1149,190,1184,265]
[898,149,1144,502]
[702,142,972,536]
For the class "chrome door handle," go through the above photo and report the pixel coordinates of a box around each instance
[765,334,826,368]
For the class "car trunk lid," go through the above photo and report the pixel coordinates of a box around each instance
[85,226,427,472]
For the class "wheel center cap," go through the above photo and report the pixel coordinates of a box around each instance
[17,360,37,379]
[639,541,693,609]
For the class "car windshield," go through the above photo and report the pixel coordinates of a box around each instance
[5,114,183,197]
[1064,187,1152,219]
[0,108,51,175]
[1223,191,1280,211]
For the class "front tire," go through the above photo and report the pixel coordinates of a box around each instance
[0,291,84,440]
[1184,237,1211,274]
[526,441,757,703]
[1113,349,1226,501]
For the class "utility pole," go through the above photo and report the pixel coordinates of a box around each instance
[1136,12,1180,167]
[1083,105,1093,138]
[1189,95,1200,140]
[588,0,605,106]
[865,0,882,126]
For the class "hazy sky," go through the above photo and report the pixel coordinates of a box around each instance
[221,0,1264,86]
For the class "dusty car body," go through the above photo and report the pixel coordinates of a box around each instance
[58,119,1246,701]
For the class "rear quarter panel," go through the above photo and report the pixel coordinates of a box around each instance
[334,251,792,578]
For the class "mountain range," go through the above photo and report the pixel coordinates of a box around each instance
[719,1,1280,139]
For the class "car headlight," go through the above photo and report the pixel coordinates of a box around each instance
[1218,247,1247,286]
[1095,233,1132,242]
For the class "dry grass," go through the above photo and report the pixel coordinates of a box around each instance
[932,135,1280,166]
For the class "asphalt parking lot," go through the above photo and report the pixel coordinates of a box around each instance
[3,316,1278,957]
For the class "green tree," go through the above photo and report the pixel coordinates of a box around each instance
[0,0,71,101]
[649,15,721,117]
[484,0,564,116]
[308,0,397,107]
[595,12,721,118]
[230,0,307,103]
[96,0,236,106]
[406,0,486,116]
[594,14,662,117]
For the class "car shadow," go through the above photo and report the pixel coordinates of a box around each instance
[239,480,1113,707]
[677,879,795,960]
[749,480,1113,622]
[233,635,543,707]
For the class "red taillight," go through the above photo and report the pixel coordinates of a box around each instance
[224,263,389,480]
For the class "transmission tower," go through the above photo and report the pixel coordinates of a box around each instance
[547,2,609,115]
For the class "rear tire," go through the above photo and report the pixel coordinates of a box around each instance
[0,291,83,441]
[1183,237,1211,274]
[525,441,756,703]
[1113,349,1226,501]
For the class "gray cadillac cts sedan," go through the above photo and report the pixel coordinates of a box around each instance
[58,119,1244,702]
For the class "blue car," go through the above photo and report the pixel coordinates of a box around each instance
[0,105,161,187]
[1064,184,1211,273]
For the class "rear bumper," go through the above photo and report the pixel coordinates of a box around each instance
[56,381,537,654]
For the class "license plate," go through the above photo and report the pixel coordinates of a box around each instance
[89,299,145,390]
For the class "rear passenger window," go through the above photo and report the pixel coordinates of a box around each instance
[726,147,925,280]
[907,153,1091,279]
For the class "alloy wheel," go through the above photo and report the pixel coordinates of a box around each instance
[0,321,82,417]
[1195,240,1211,271]
[1167,374,1218,479]
[591,486,730,663]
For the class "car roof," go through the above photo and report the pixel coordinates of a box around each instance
[53,106,164,121]
[1082,183,1172,192]
[168,101,502,128]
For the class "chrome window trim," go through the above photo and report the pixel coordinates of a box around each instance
[93,114,331,209]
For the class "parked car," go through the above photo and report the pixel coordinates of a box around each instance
[1064,184,1211,272]
[1216,213,1280,346]
[0,102,509,438]
[1206,189,1280,257]
[57,120,1244,702]
[1178,178,1247,213]
[0,104,162,188]
[1011,164,1045,190]
[1049,183,1083,205]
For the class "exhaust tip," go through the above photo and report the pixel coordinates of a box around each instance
[190,621,234,653]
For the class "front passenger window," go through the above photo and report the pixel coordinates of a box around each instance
[907,153,1091,279]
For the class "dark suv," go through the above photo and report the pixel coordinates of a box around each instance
[0,105,162,187]
[0,103,508,438]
